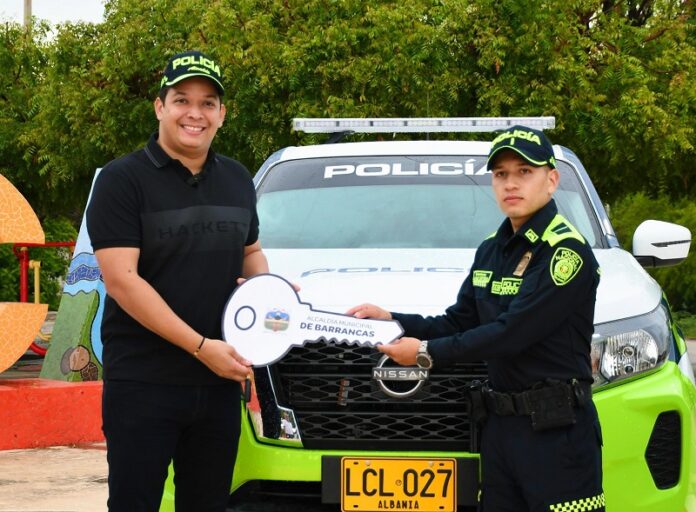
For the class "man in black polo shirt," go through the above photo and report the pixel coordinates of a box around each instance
[349,126,604,512]
[87,50,268,512]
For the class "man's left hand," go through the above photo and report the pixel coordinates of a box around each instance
[377,337,420,366]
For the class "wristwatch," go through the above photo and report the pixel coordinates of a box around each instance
[416,340,433,369]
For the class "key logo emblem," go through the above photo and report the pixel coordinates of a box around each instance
[222,274,403,366]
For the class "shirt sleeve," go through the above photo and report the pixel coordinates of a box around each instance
[86,163,141,250]
[427,239,598,366]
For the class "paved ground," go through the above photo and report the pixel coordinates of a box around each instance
[688,339,696,371]
[0,443,107,512]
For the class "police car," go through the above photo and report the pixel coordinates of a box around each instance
[204,118,696,511]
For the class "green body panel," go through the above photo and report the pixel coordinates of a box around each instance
[594,362,696,512]
[161,362,696,512]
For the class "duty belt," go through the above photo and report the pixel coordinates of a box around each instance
[482,379,591,417]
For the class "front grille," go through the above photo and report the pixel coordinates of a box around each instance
[270,341,487,451]
[645,411,681,489]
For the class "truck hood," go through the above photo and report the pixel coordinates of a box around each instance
[264,247,661,325]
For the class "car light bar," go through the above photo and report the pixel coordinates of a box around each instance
[293,117,555,133]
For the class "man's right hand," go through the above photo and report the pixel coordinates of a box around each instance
[196,338,252,382]
[346,303,392,320]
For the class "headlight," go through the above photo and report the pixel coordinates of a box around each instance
[591,305,671,387]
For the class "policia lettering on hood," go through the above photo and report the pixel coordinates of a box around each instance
[349,125,605,511]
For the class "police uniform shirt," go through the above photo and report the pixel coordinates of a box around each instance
[392,199,600,392]
[86,133,259,385]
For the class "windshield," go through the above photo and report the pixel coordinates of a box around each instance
[256,156,601,249]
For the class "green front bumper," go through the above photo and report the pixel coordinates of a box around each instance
[161,362,696,511]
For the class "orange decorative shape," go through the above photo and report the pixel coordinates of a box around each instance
[0,173,44,244]
[0,302,49,372]
[0,379,104,449]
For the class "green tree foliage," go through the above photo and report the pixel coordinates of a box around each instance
[611,193,696,311]
[1,0,695,307]
[22,23,112,219]
[0,21,50,214]
[4,0,695,210]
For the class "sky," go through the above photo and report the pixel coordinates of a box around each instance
[0,0,105,25]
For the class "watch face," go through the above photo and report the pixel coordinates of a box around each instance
[416,353,433,369]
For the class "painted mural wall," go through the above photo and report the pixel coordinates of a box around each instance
[41,170,104,381]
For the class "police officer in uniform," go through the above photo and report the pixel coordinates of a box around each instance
[349,126,604,512]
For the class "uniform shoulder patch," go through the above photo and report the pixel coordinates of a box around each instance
[550,246,584,286]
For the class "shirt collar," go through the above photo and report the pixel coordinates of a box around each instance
[144,132,169,168]
[144,132,218,172]
[494,199,558,247]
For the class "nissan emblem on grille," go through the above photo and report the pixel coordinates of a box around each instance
[372,354,429,398]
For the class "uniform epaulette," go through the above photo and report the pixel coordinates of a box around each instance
[484,230,497,240]
[541,214,585,247]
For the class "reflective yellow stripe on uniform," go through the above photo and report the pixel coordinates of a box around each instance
[549,492,605,511]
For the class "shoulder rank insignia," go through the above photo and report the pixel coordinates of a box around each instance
[550,247,583,286]
[524,229,539,243]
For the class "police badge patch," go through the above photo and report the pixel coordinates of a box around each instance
[550,247,583,286]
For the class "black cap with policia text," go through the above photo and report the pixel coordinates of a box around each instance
[487,125,556,170]
[160,50,224,95]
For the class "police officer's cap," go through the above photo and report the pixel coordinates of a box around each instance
[487,125,556,170]
[160,50,224,96]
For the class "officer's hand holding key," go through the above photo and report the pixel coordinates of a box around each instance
[222,274,404,366]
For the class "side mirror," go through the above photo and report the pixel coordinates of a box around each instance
[632,220,691,268]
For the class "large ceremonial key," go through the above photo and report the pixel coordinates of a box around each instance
[221,273,403,366]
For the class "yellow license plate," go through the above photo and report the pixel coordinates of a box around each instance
[341,457,456,512]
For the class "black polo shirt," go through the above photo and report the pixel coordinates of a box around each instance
[86,133,259,384]
[392,200,600,392]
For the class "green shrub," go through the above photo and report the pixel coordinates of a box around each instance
[0,216,77,310]
[610,193,696,313]
[672,311,696,340]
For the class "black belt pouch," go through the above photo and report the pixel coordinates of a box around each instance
[527,386,577,431]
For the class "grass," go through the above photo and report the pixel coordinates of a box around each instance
[673,311,696,340]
